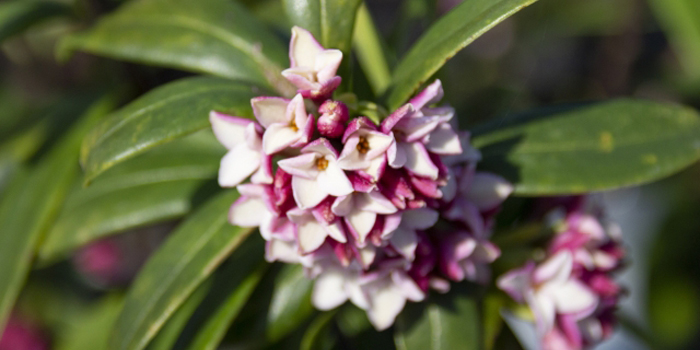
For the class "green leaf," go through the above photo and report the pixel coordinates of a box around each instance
[283,0,362,55]
[0,0,71,43]
[300,311,338,350]
[181,240,267,350]
[394,286,481,350]
[266,264,315,342]
[55,295,124,350]
[0,94,117,331]
[147,280,212,350]
[81,77,257,184]
[386,0,539,110]
[353,3,391,96]
[647,0,700,82]
[109,190,254,350]
[58,0,292,93]
[38,132,224,264]
[472,99,700,195]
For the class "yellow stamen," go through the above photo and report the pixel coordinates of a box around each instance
[356,136,370,154]
[316,156,329,170]
[289,118,299,132]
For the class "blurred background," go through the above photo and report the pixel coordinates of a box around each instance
[1,0,700,349]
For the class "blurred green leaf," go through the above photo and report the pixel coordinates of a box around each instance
[266,264,315,342]
[109,190,254,350]
[38,132,224,263]
[55,295,124,350]
[181,239,266,350]
[58,0,292,93]
[386,0,538,110]
[472,100,700,195]
[647,0,700,82]
[0,0,71,43]
[0,94,116,331]
[300,311,338,350]
[353,3,391,96]
[283,0,362,55]
[81,77,257,184]
[394,286,481,350]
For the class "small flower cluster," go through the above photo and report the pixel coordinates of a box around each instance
[210,27,512,330]
[497,205,626,350]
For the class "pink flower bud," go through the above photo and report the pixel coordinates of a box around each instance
[317,100,348,138]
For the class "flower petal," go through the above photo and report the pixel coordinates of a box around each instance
[365,282,406,331]
[402,142,439,179]
[209,111,251,150]
[290,26,324,68]
[496,263,534,303]
[551,280,598,315]
[315,49,343,82]
[346,209,377,244]
[426,123,462,155]
[278,153,318,178]
[535,251,573,285]
[292,176,329,209]
[251,97,290,128]
[265,239,302,263]
[467,173,513,211]
[229,196,267,227]
[400,208,439,229]
[296,218,328,254]
[312,269,350,310]
[409,79,444,111]
[262,123,300,154]
[318,162,353,197]
[357,191,397,214]
[218,146,261,187]
[390,228,418,261]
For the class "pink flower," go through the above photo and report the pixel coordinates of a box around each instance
[317,100,349,138]
[438,231,501,284]
[338,117,394,182]
[252,94,314,154]
[331,190,397,246]
[278,138,353,209]
[282,27,343,101]
[0,315,48,350]
[210,111,272,186]
[497,251,599,336]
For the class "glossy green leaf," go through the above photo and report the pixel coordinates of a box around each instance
[386,0,538,110]
[394,287,480,350]
[81,77,257,184]
[38,132,224,263]
[109,190,254,350]
[266,264,315,342]
[283,0,362,55]
[353,3,391,96]
[0,0,71,43]
[472,99,700,195]
[0,95,116,331]
[147,281,212,350]
[58,0,292,93]
[182,239,267,350]
[647,0,700,82]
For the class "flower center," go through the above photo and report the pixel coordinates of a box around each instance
[356,136,370,154]
[289,118,299,132]
[316,156,329,170]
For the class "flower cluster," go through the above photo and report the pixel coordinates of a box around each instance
[210,27,512,330]
[497,205,626,350]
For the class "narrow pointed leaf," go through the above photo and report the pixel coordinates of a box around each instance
[386,0,538,110]
[266,264,315,342]
[109,190,254,350]
[472,99,700,195]
[353,3,391,96]
[394,288,480,350]
[38,132,224,263]
[80,77,257,184]
[0,0,71,43]
[0,95,116,330]
[283,0,362,54]
[58,0,292,93]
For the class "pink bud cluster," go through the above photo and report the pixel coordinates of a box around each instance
[210,27,512,330]
[0,314,49,350]
[497,202,626,350]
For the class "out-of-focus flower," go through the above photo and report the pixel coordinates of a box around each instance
[0,314,48,350]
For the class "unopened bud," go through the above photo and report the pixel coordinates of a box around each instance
[317,100,348,138]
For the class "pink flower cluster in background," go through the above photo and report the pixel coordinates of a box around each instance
[209,27,512,330]
[498,204,626,350]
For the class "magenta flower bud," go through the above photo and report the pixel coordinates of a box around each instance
[317,100,348,138]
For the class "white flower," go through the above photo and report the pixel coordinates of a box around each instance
[282,26,343,99]
[252,94,314,155]
[278,138,353,209]
[331,190,397,246]
[337,117,394,182]
[209,111,272,187]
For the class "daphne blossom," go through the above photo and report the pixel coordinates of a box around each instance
[210,26,512,331]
